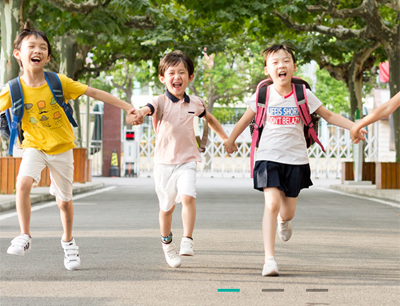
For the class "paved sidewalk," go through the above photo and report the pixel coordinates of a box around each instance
[327,181,400,203]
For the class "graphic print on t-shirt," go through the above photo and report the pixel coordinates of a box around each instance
[267,106,301,125]
[27,99,65,130]
[50,97,61,110]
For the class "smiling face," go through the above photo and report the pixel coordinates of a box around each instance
[13,35,51,71]
[159,61,194,100]
[264,49,297,89]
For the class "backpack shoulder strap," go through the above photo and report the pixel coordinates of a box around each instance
[293,83,325,152]
[250,80,271,178]
[294,83,310,124]
[7,77,25,156]
[44,72,78,127]
[254,79,270,130]
[152,95,165,133]
[8,77,24,121]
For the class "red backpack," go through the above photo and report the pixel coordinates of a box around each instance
[249,77,325,177]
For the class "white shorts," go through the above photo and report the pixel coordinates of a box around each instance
[154,162,197,212]
[17,148,74,202]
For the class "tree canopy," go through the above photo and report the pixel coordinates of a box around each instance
[1,0,399,159]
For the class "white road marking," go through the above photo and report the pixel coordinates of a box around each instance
[317,187,400,208]
[0,186,116,221]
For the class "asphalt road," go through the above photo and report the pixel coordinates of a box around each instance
[0,177,399,306]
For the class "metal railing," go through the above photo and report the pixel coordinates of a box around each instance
[79,108,103,176]
[77,110,378,179]
[135,118,378,179]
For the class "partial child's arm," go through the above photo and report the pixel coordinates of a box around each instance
[315,105,366,143]
[350,91,400,141]
[85,87,135,113]
[315,105,355,129]
[205,112,229,141]
[223,107,256,153]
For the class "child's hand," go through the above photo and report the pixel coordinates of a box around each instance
[223,139,238,155]
[350,126,367,143]
[126,109,144,125]
[125,109,137,125]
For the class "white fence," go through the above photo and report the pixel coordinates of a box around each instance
[77,110,378,179]
[79,107,103,176]
[135,118,378,179]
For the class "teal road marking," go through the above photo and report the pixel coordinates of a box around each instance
[218,289,240,292]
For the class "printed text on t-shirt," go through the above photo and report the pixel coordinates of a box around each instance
[268,107,300,125]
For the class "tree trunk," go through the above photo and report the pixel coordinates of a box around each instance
[123,78,133,128]
[0,0,23,155]
[0,0,22,86]
[387,45,400,162]
[348,44,379,121]
[346,79,358,121]
[58,33,83,147]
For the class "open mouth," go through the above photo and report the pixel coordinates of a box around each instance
[173,82,182,89]
[278,72,287,79]
[31,56,41,63]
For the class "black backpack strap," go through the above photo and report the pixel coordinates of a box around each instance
[7,77,25,155]
[44,72,78,127]
[257,85,268,108]
[8,78,24,121]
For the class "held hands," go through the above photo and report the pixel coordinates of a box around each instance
[223,138,238,155]
[126,108,144,126]
[350,126,368,144]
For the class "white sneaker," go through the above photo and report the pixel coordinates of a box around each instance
[162,242,182,268]
[7,234,31,256]
[61,238,81,271]
[277,220,292,242]
[262,257,279,276]
[180,237,194,256]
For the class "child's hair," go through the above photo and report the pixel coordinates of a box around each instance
[158,50,194,77]
[13,20,52,57]
[262,45,296,67]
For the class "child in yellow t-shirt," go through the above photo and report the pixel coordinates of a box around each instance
[0,21,136,271]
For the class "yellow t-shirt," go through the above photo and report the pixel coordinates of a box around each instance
[0,74,88,154]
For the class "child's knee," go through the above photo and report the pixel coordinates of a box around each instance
[16,176,34,194]
[280,211,295,221]
[181,195,196,206]
[265,200,280,214]
[57,200,72,211]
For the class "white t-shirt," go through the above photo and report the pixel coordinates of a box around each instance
[246,85,322,165]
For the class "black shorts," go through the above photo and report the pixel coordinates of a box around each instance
[253,160,313,198]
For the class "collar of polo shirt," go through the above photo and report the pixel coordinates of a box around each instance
[165,90,190,103]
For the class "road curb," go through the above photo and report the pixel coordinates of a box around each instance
[329,184,400,203]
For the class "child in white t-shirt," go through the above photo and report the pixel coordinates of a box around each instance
[224,44,365,276]
[127,50,230,268]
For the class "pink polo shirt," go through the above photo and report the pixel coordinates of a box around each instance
[147,92,206,165]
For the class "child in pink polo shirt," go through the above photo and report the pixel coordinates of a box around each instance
[127,50,230,268]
